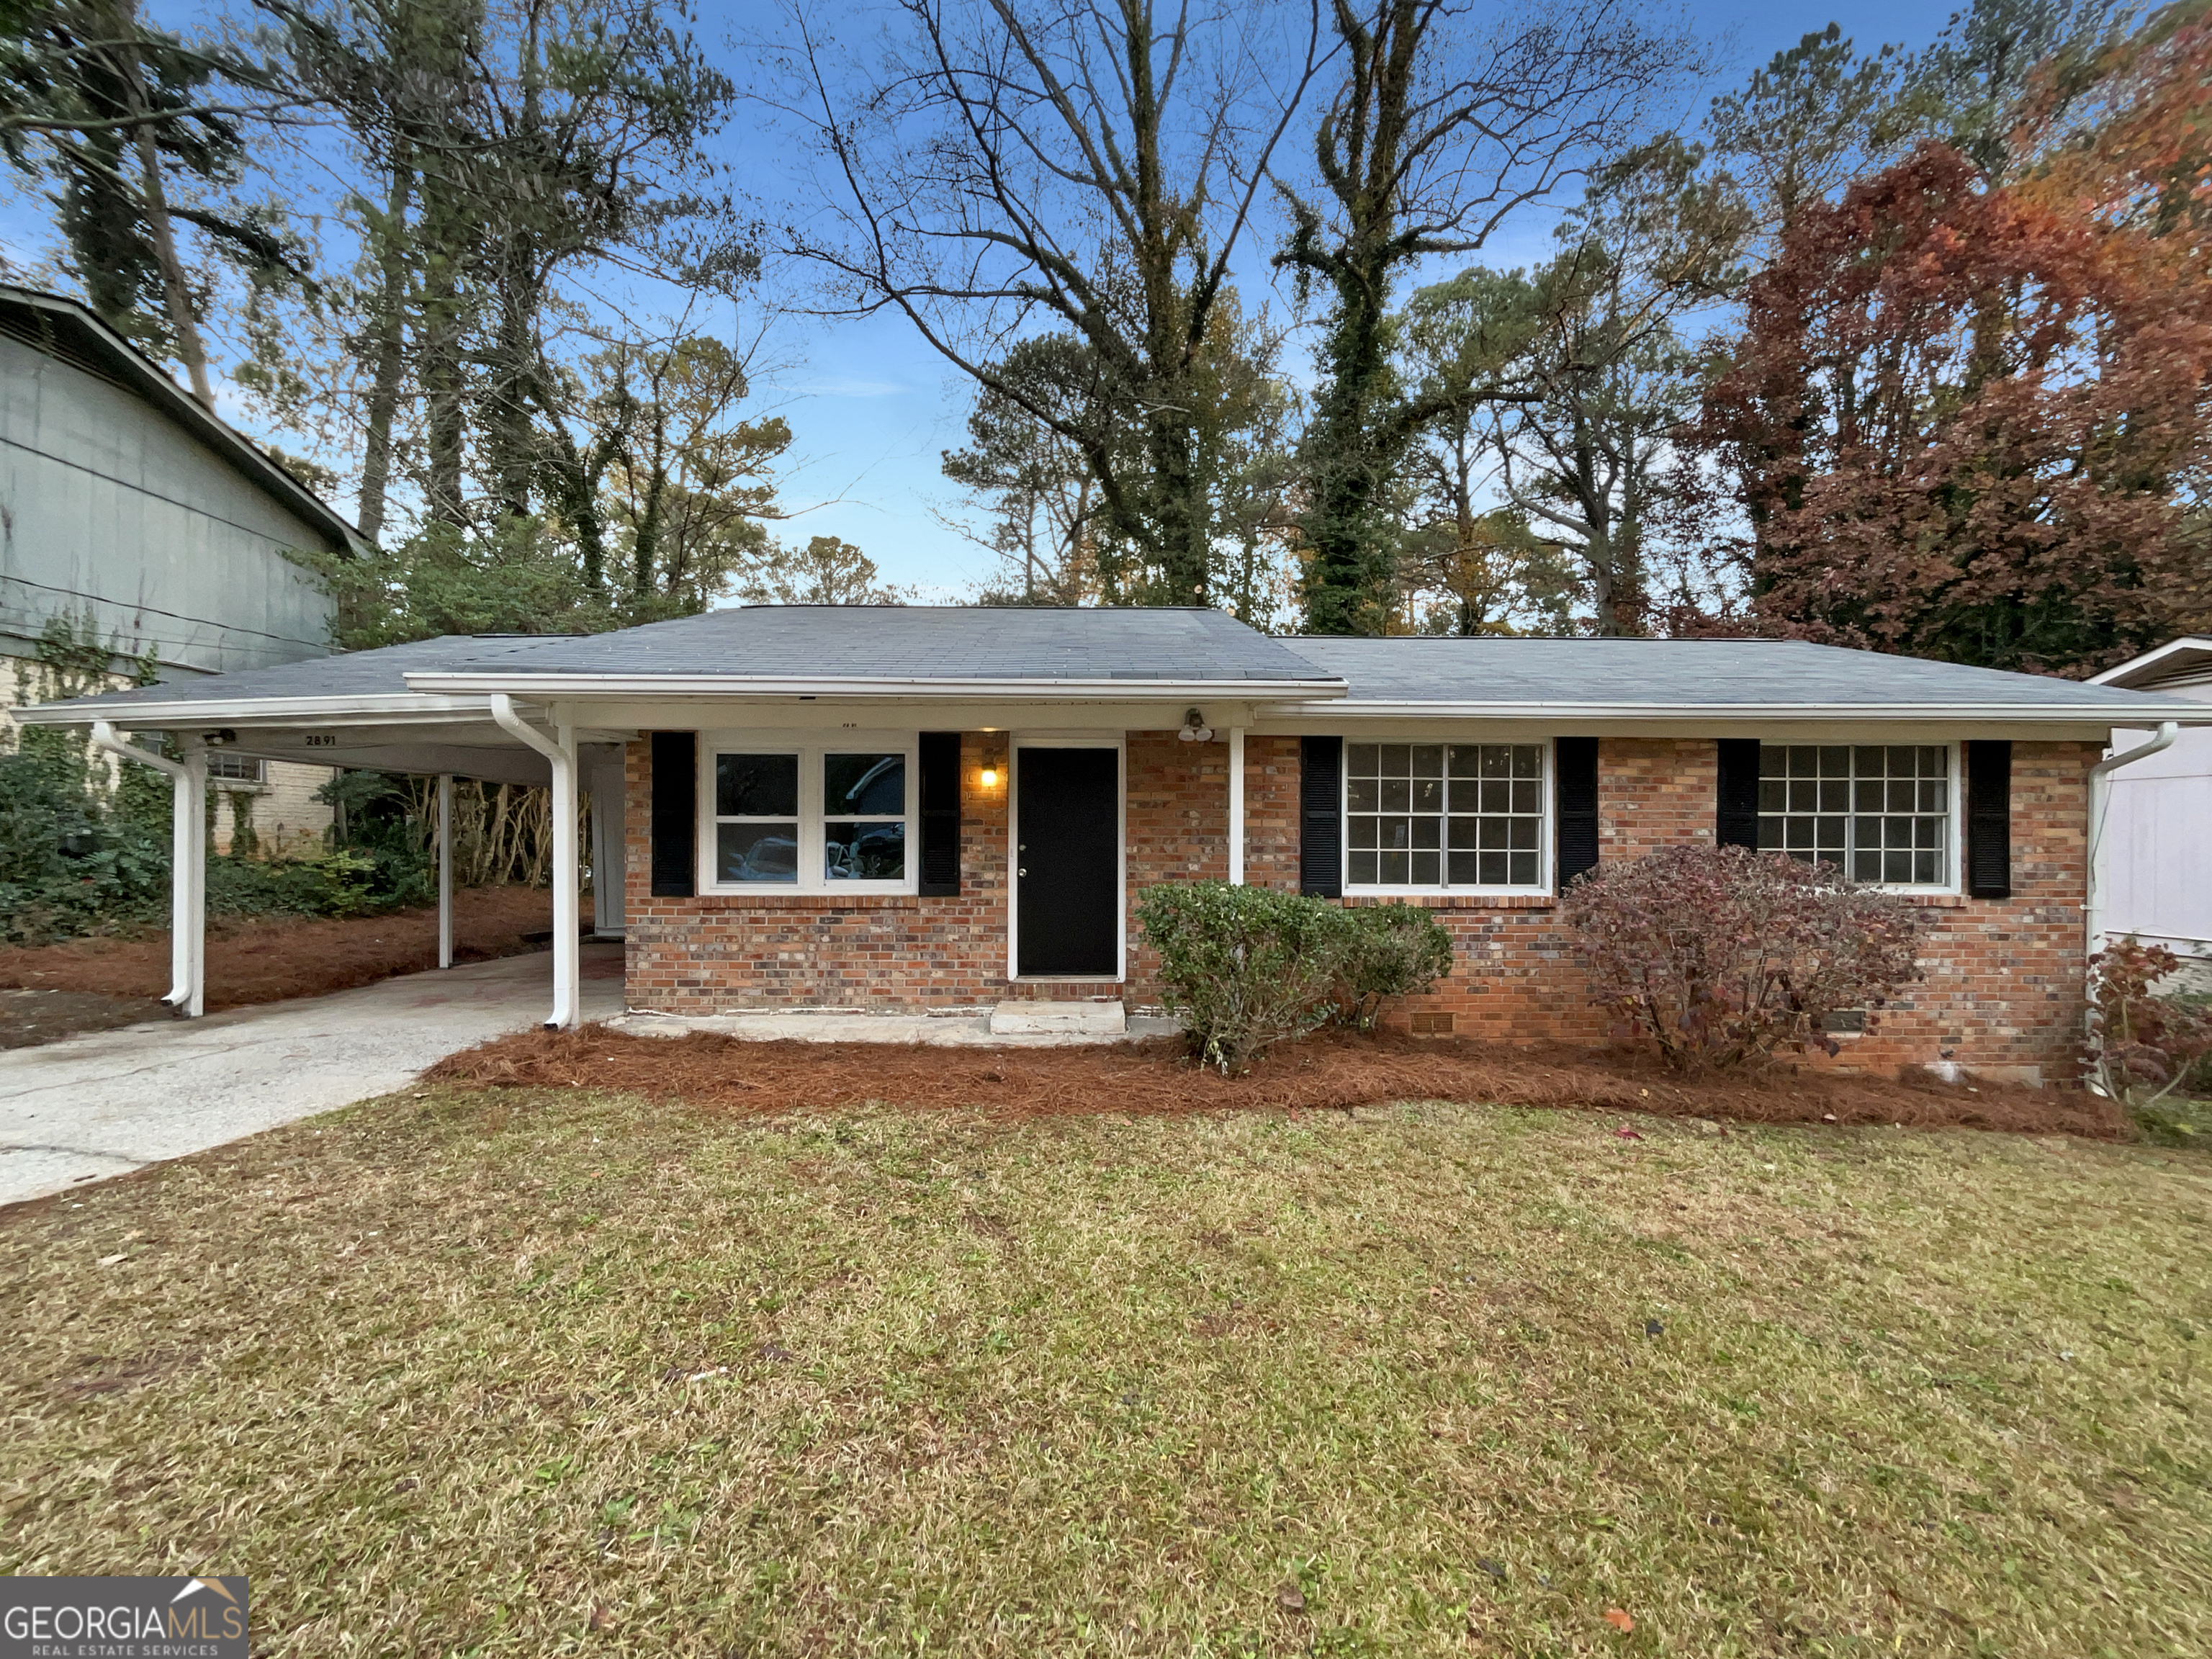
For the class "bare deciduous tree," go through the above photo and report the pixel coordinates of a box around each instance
[1275,0,1701,634]
[768,0,1326,604]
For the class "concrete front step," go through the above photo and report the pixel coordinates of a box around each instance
[989,999,1128,1037]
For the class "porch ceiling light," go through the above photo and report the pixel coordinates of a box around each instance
[1178,708,1214,744]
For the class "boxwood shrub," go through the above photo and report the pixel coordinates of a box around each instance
[1136,882,1455,1071]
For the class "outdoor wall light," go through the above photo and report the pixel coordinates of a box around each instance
[1177,708,1214,743]
[980,765,999,788]
[202,729,238,747]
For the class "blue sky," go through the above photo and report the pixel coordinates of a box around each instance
[751,0,1942,596]
[0,1,1946,595]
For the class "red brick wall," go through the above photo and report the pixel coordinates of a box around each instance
[621,729,2095,1083]
[626,730,1237,1010]
[625,732,1012,1010]
[1241,737,2095,1084]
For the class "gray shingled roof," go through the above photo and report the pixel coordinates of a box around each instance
[29,634,572,711]
[1285,636,2181,710]
[21,611,2199,722]
[421,605,1336,683]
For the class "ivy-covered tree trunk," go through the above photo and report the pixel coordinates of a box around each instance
[1299,250,1404,634]
[354,148,415,545]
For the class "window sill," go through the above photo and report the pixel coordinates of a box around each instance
[1343,891,1555,910]
[694,891,922,910]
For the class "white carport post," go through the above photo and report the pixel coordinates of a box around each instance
[90,720,206,1017]
[490,695,580,1030]
[436,773,454,970]
[1227,727,1246,885]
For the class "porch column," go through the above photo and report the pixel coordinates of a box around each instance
[1228,726,1246,885]
[490,695,581,1030]
[89,721,205,1016]
[436,773,454,969]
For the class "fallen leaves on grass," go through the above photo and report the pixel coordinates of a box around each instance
[1604,1606,1636,1632]
[425,1023,2128,1138]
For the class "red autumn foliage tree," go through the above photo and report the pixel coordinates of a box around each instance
[1696,142,2212,675]
[2012,0,2212,251]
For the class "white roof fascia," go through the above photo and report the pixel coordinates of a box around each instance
[11,693,494,727]
[2088,637,2212,687]
[403,671,1349,701]
[1259,698,2212,724]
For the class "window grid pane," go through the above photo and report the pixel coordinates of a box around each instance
[1348,742,1544,889]
[1758,745,1947,886]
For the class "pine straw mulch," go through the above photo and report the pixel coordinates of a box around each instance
[0,883,554,1014]
[425,1023,2130,1140]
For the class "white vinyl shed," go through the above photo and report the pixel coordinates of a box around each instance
[2089,637,2212,963]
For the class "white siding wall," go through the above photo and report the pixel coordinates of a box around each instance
[2103,684,2212,956]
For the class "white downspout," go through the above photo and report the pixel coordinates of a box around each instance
[2087,720,2179,957]
[490,694,580,1029]
[436,772,454,970]
[1227,727,1246,885]
[90,720,205,1016]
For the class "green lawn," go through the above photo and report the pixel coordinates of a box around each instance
[4,1087,2208,1656]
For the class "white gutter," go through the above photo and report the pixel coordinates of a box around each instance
[2086,720,2180,957]
[12,693,493,727]
[1261,699,2212,724]
[89,720,205,1016]
[406,671,1349,700]
[490,694,580,1030]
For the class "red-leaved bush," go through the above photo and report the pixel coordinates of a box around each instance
[2082,940,2212,1109]
[1564,845,1928,1072]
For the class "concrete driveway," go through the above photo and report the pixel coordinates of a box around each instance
[0,942,624,1208]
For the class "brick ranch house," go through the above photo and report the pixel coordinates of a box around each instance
[22,606,2200,1082]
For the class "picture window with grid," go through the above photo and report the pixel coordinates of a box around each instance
[1757,745,1951,886]
[709,745,912,891]
[1345,742,1546,889]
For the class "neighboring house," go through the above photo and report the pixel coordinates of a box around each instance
[0,284,361,850]
[2088,637,2212,964]
[22,607,2205,1081]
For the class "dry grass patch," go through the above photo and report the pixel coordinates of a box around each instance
[1,1088,2207,1656]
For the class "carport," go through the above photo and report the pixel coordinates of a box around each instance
[18,637,630,1029]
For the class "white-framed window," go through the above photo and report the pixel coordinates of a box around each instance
[703,740,914,893]
[1344,739,1550,892]
[206,752,265,785]
[1757,743,1955,887]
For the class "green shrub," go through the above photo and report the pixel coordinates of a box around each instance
[1136,882,1343,1073]
[1,744,434,944]
[1330,903,1455,1030]
[0,747,171,943]
[1136,884,1459,1071]
[204,849,385,919]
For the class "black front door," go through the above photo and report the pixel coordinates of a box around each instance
[1016,747,1120,977]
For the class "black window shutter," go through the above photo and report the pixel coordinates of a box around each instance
[1555,737,1600,889]
[1300,736,1343,897]
[917,731,962,896]
[1966,739,2013,899]
[1715,738,1762,849]
[649,730,696,897]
